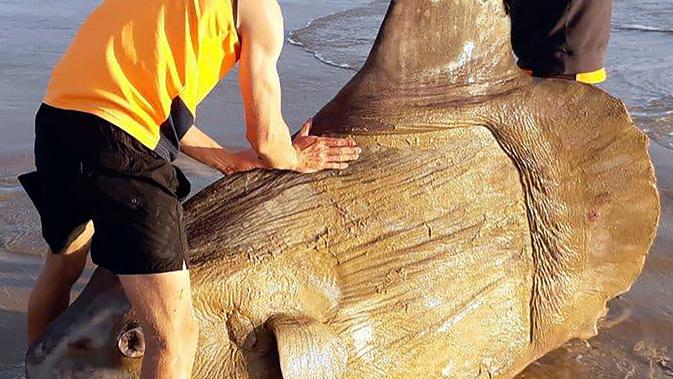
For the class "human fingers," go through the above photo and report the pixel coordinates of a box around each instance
[327,146,361,162]
[318,136,357,147]
[323,162,349,170]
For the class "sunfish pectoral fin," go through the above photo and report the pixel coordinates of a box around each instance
[266,314,347,379]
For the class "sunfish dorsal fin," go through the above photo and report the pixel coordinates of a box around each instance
[266,314,347,379]
[313,0,526,136]
[364,0,519,86]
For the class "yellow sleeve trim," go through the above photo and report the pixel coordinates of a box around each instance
[576,68,607,84]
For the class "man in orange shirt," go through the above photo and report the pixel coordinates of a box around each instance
[21,0,360,378]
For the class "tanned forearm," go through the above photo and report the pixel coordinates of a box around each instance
[239,64,297,170]
[235,0,361,173]
[238,0,299,170]
[180,126,265,174]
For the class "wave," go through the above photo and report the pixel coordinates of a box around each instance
[613,23,673,34]
[287,0,387,71]
[631,95,673,150]
[287,23,355,70]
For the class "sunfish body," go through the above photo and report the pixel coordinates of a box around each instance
[26,0,659,378]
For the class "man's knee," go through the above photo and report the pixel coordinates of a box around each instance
[182,314,200,350]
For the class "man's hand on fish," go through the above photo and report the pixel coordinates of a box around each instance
[291,119,361,173]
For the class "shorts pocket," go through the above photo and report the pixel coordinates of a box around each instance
[86,170,187,275]
[85,170,146,212]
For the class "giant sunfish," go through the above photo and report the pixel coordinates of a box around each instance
[26,0,659,378]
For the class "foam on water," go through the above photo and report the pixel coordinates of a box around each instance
[288,0,673,150]
[614,24,673,34]
[287,0,388,71]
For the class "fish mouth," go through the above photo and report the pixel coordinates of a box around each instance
[25,268,137,379]
[25,322,141,379]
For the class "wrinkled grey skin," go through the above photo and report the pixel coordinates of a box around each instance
[26,0,659,378]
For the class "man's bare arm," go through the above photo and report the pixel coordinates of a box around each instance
[237,0,360,173]
[180,126,264,174]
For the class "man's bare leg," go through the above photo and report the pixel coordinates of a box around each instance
[119,268,199,379]
[27,221,94,345]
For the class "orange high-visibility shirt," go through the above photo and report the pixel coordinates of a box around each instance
[44,0,240,157]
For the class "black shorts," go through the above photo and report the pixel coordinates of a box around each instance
[19,104,191,275]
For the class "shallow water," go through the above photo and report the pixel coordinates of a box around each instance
[0,0,672,377]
